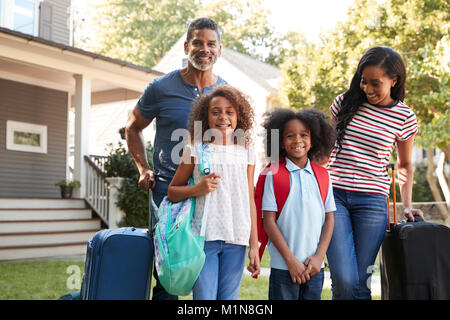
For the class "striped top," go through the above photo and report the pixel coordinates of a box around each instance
[327,94,418,197]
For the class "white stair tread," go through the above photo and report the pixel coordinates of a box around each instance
[0,198,86,209]
[0,209,92,221]
[0,230,98,248]
[0,219,101,233]
[0,243,88,261]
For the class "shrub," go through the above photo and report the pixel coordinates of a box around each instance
[104,141,154,228]
[104,142,138,178]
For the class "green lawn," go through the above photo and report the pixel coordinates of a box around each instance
[0,260,85,300]
[0,258,379,300]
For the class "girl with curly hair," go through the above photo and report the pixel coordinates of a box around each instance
[168,84,260,300]
[260,108,336,300]
[326,46,423,300]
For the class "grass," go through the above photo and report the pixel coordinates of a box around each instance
[0,260,85,300]
[0,258,379,300]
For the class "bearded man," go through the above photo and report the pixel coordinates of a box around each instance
[125,17,226,300]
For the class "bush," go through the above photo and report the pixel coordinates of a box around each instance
[104,142,138,178]
[104,141,154,228]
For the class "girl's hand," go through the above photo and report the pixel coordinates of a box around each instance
[197,173,221,195]
[286,256,310,284]
[247,247,261,278]
[304,254,323,277]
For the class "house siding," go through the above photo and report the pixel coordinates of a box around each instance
[0,78,67,198]
[40,0,72,46]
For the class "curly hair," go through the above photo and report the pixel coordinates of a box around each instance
[336,46,406,153]
[188,84,255,145]
[262,108,336,163]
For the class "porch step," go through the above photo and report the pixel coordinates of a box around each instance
[0,243,88,261]
[0,209,92,221]
[0,198,86,209]
[0,198,102,261]
[0,219,101,233]
[0,230,98,247]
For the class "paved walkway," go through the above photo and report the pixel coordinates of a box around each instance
[244,267,381,296]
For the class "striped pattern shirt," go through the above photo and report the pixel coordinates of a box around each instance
[327,94,418,197]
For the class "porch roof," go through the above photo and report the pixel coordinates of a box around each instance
[0,27,163,102]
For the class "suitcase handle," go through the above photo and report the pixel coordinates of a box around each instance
[148,180,154,237]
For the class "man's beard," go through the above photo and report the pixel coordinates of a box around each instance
[188,52,217,71]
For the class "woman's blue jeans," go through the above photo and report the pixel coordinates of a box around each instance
[193,240,247,300]
[326,188,388,300]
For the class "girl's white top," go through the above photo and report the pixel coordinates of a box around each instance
[186,143,255,246]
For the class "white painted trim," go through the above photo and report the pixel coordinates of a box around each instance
[6,120,47,153]
[73,74,91,198]
[0,69,73,93]
[0,33,158,92]
[66,92,71,180]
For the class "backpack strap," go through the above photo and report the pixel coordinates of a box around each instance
[197,143,211,175]
[272,157,290,220]
[256,157,290,263]
[310,162,329,205]
[197,143,212,237]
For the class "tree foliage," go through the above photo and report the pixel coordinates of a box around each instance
[281,0,449,149]
[74,0,289,67]
[280,0,449,212]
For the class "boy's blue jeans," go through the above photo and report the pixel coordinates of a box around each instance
[269,268,324,300]
[326,188,388,300]
[193,240,247,300]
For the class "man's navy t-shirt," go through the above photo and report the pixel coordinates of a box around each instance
[136,69,226,195]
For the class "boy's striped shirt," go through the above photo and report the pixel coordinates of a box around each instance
[327,94,418,197]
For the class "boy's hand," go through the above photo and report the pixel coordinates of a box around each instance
[304,254,323,277]
[286,257,310,284]
[247,247,261,278]
[197,173,221,195]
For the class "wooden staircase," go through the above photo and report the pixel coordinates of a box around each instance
[0,198,101,261]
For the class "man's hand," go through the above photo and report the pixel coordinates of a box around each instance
[138,169,155,190]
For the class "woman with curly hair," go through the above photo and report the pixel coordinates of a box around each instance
[168,84,260,299]
[326,46,423,300]
[260,108,336,300]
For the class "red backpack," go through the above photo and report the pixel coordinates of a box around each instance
[254,157,329,267]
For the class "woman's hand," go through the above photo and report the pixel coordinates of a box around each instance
[403,207,424,222]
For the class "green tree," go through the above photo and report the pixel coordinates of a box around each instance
[74,0,287,68]
[281,0,449,222]
[74,0,196,67]
[281,0,387,112]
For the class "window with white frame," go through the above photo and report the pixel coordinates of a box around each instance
[0,0,40,36]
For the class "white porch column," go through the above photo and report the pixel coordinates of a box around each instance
[73,74,91,198]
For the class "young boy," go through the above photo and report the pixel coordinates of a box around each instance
[261,108,336,300]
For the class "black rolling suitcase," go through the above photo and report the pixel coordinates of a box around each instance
[380,164,450,300]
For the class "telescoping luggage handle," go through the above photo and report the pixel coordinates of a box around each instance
[386,163,397,230]
[148,181,154,237]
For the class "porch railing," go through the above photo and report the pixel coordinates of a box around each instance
[84,155,110,226]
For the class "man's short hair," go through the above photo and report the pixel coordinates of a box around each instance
[186,17,221,43]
